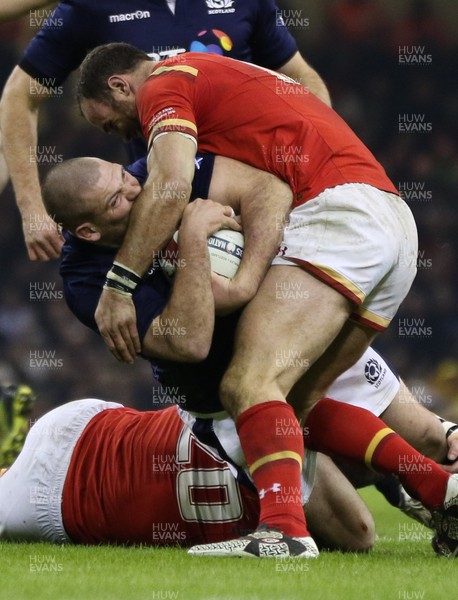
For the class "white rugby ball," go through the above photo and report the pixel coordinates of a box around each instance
[207,229,244,279]
[159,229,244,279]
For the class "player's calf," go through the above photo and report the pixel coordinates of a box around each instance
[306,453,375,553]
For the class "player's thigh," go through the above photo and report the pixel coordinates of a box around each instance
[306,453,375,552]
[380,379,446,461]
[223,266,352,402]
[288,320,378,420]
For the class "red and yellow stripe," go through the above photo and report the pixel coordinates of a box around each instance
[150,65,199,80]
[249,450,302,475]
[148,118,197,149]
[364,427,395,470]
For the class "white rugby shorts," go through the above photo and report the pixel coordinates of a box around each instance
[0,399,122,542]
[327,346,400,416]
[273,183,418,331]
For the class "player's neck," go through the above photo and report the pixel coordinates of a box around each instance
[140,60,158,83]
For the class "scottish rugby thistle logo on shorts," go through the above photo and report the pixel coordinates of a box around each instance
[364,358,386,388]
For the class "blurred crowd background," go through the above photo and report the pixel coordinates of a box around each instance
[0,0,457,419]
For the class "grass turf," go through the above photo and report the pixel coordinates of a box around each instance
[1,487,456,600]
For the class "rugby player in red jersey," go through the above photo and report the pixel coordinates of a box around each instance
[0,399,262,547]
[76,44,422,555]
[1,390,457,557]
[39,155,458,558]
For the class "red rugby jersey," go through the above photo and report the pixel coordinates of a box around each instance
[137,53,398,206]
[62,407,259,545]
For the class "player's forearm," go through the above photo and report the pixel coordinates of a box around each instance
[300,66,331,107]
[233,211,282,301]
[279,52,331,107]
[233,177,293,301]
[1,113,41,216]
[115,177,192,276]
[0,68,45,217]
[143,229,215,362]
[114,133,196,276]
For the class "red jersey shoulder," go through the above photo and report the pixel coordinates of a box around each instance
[137,63,199,147]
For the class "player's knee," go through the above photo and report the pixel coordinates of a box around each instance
[310,509,375,553]
[219,368,245,417]
[219,365,266,416]
[349,514,376,552]
[335,512,375,553]
[339,498,376,552]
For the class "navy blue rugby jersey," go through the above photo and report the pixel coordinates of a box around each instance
[60,152,236,413]
[21,0,298,84]
[21,1,297,162]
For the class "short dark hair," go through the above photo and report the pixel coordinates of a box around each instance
[42,158,102,231]
[76,42,150,104]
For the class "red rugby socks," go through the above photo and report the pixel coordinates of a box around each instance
[237,401,309,537]
[304,398,449,509]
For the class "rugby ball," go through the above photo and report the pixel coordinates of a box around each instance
[207,229,244,279]
[159,229,244,279]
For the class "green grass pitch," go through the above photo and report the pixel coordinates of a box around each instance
[1,487,456,600]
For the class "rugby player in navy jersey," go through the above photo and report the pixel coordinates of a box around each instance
[41,154,458,557]
[0,0,330,261]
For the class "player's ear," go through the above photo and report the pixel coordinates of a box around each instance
[74,222,101,242]
[107,75,131,98]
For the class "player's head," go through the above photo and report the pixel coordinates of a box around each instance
[77,43,152,141]
[42,157,141,246]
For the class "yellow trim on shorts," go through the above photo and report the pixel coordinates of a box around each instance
[364,427,394,469]
[355,306,391,330]
[311,263,365,302]
[249,451,302,475]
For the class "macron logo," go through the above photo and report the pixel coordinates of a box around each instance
[109,10,151,23]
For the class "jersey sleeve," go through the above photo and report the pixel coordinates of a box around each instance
[125,157,148,187]
[249,0,298,70]
[136,67,200,153]
[190,154,215,200]
[60,235,170,344]
[19,2,93,85]
[125,153,215,200]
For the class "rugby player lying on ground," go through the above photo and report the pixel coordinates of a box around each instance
[1,366,457,556]
[0,394,338,550]
[0,390,455,557]
[40,156,458,557]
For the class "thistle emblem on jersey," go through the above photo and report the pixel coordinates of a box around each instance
[205,1,236,16]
